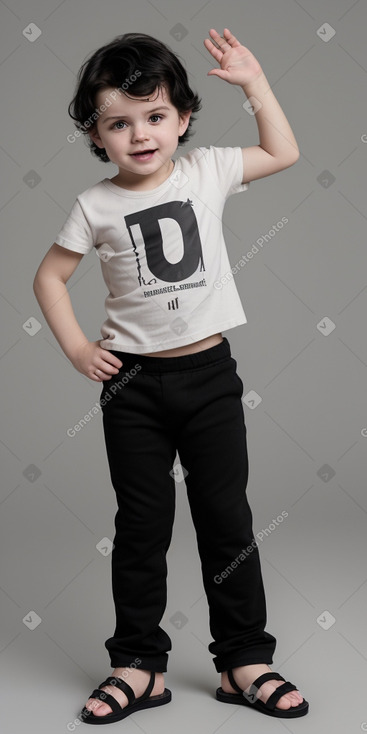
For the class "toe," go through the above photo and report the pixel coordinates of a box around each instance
[287,691,303,706]
[276,690,304,710]
[85,698,112,716]
[290,691,305,706]
[274,693,292,710]
[257,681,304,711]
[91,703,113,716]
[85,698,99,711]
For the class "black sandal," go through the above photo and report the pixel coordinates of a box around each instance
[216,669,309,718]
[79,671,172,725]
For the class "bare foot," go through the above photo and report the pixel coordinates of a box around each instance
[84,667,165,719]
[221,664,304,711]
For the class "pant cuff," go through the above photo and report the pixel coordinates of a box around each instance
[108,655,169,673]
[213,652,275,674]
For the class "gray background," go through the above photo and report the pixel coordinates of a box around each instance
[1,0,367,731]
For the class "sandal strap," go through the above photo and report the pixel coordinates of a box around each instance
[252,672,285,690]
[246,672,286,705]
[264,681,297,710]
[227,669,298,711]
[98,676,135,706]
[227,669,285,696]
[98,671,156,706]
[137,671,156,702]
[227,669,244,693]
[89,688,124,715]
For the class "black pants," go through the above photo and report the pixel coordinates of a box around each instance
[99,336,276,673]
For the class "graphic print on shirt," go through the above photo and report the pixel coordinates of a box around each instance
[124,199,207,312]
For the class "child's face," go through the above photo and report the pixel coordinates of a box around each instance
[89,85,191,186]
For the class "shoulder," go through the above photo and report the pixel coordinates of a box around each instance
[175,145,212,167]
[75,179,109,204]
[175,145,241,171]
[174,146,248,197]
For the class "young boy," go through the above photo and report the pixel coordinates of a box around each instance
[33,28,308,724]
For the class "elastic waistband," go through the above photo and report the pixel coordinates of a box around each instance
[109,337,231,373]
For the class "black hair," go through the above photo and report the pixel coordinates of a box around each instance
[68,32,202,163]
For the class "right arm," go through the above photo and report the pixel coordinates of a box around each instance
[33,243,122,381]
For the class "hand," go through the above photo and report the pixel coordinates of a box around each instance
[204,27,263,86]
[70,340,123,382]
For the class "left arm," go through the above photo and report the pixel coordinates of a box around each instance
[204,28,300,184]
[240,70,300,183]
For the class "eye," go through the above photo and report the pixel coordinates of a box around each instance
[111,115,163,130]
[111,120,127,130]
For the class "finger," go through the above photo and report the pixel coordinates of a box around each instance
[205,36,224,51]
[207,28,229,51]
[98,361,121,376]
[209,27,234,50]
[207,69,231,80]
[94,367,111,381]
[105,359,123,371]
[91,371,103,381]
[222,28,241,47]
[98,349,123,369]
[98,341,123,366]
[203,37,224,62]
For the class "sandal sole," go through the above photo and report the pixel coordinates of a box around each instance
[79,688,172,725]
[216,686,309,718]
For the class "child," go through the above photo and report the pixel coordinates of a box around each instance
[33,27,308,724]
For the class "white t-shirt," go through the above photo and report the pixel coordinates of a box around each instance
[54,145,250,353]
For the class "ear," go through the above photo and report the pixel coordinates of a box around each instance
[178,110,192,136]
[88,126,104,149]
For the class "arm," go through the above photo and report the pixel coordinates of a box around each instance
[204,27,300,183]
[240,71,300,183]
[33,243,122,380]
[33,244,89,362]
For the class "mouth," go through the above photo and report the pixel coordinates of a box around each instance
[130,149,157,160]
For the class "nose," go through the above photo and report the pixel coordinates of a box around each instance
[131,123,150,142]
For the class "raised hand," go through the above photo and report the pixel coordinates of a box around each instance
[204,27,263,86]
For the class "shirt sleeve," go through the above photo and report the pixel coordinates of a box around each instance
[199,145,250,199]
[54,198,95,255]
